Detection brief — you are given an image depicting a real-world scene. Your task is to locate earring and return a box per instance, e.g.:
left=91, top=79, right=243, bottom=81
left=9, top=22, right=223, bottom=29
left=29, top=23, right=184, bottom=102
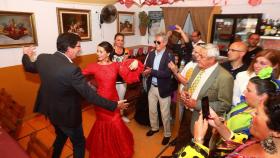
left=260, top=135, right=277, bottom=154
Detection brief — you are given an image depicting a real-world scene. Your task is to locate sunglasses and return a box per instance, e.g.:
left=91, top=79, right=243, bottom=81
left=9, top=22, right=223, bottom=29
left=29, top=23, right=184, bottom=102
left=154, top=40, right=161, bottom=45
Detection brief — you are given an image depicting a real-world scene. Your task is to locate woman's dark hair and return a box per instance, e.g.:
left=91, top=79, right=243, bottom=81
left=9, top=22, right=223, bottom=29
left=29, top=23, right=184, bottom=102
left=249, top=76, right=277, bottom=96
left=57, top=33, right=81, bottom=53
left=173, top=53, right=181, bottom=67
left=98, top=41, right=114, bottom=61
left=264, top=94, right=280, bottom=132
left=114, top=33, right=124, bottom=40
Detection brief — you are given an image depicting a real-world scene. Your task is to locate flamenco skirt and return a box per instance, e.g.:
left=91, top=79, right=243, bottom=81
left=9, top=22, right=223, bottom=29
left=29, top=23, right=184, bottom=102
left=86, top=107, right=134, bottom=158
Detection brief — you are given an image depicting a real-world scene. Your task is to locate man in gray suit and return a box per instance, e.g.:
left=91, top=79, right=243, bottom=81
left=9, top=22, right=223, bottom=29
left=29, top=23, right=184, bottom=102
left=172, top=43, right=233, bottom=155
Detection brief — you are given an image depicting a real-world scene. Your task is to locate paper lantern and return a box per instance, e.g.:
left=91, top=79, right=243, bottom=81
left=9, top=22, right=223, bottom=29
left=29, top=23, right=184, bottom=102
left=248, top=0, right=262, bottom=6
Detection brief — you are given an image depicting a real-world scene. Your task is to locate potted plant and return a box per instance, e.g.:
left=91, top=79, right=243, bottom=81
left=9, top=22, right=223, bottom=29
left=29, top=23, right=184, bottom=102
left=138, top=11, right=150, bottom=36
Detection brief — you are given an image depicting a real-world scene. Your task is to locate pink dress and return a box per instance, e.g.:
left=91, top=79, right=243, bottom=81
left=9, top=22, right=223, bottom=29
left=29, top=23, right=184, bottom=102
left=82, top=62, right=135, bottom=158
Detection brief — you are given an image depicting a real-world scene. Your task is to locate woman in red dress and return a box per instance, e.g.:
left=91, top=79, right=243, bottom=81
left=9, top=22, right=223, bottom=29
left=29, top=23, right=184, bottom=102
left=82, top=41, right=142, bottom=158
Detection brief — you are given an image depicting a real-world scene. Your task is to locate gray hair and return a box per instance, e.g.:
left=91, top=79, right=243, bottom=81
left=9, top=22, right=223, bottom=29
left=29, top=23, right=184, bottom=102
left=199, top=43, right=220, bottom=58
left=155, top=32, right=168, bottom=43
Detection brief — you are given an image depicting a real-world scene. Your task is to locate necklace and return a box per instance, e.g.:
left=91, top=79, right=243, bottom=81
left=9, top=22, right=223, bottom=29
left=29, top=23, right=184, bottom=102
left=260, top=136, right=277, bottom=155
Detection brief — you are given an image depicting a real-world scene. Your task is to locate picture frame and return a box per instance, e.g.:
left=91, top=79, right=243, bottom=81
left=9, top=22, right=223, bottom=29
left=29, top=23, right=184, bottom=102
left=117, top=11, right=135, bottom=35
left=0, top=11, right=37, bottom=49
left=57, top=8, right=91, bottom=41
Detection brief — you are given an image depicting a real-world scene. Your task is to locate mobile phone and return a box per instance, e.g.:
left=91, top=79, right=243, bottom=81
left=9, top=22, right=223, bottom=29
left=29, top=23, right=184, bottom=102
left=201, top=96, right=210, bottom=120
left=168, top=25, right=176, bottom=31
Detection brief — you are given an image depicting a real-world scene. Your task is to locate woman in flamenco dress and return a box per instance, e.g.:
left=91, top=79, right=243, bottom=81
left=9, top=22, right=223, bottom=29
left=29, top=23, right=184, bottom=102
left=82, top=41, right=143, bottom=158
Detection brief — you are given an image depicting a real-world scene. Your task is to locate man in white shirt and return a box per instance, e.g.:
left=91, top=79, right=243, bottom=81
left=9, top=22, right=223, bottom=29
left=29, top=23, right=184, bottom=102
left=191, top=30, right=205, bottom=47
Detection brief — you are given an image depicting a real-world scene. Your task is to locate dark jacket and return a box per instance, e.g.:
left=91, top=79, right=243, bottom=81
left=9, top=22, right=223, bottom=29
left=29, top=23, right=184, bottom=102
left=145, top=49, right=174, bottom=98
left=22, top=52, right=117, bottom=127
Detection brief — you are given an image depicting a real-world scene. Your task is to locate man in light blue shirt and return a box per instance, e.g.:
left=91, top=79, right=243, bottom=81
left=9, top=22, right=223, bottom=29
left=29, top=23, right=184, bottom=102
left=143, top=32, right=174, bottom=145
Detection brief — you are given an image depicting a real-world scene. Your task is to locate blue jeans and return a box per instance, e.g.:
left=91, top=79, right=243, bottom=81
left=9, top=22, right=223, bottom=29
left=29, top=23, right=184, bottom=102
left=52, top=124, right=85, bottom=158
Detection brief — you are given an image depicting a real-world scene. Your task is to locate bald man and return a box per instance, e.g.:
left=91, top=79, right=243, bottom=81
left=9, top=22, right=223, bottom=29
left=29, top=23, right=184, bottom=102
left=221, top=42, right=249, bottom=79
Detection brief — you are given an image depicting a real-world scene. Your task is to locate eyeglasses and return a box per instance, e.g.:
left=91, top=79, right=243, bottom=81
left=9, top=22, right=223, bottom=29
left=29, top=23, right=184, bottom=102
left=227, top=48, right=243, bottom=52
left=154, top=40, right=161, bottom=45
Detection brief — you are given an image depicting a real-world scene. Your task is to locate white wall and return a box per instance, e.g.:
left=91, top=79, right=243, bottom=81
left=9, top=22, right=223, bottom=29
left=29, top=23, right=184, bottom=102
left=136, top=0, right=280, bottom=47
left=0, top=0, right=142, bottom=68
left=0, top=0, right=279, bottom=68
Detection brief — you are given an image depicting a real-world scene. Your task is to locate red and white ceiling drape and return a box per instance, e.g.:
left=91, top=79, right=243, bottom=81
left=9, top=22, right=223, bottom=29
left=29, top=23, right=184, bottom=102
left=212, top=0, right=262, bottom=6
left=118, top=0, right=183, bottom=8
left=118, top=0, right=263, bottom=8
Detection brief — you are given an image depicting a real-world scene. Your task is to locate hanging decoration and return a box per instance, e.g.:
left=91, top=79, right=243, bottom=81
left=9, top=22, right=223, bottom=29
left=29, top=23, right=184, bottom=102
left=212, top=0, right=228, bottom=5
left=248, top=0, right=262, bottom=6
left=119, top=0, right=135, bottom=8
left=119, top=0, right=263, bottom=8
left=118, top=0, right=182, bottom=8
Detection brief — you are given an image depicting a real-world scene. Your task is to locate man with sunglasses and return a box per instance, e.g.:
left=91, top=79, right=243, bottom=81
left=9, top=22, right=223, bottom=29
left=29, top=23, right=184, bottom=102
left=143, top=32, right=175, bottom=145
left=221, top=41, right=249, bottom=79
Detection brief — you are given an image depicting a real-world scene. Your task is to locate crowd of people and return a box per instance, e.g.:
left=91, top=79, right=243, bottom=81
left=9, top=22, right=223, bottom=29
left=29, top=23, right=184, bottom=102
left=21, top=23, right=280, bottom=158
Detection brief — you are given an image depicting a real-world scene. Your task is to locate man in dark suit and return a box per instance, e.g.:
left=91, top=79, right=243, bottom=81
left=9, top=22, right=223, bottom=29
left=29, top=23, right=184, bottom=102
left=143, top=32, right=174, bottom=145
left=22, top=33, right=127, bottom=158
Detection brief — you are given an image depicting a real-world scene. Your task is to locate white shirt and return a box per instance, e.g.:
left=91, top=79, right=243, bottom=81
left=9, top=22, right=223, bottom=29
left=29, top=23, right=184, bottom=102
left=233, top=71, right=256, bottom=106
left=191, top=62, right=219, bottom=100
left=179, top=61, right=197, bottom=91
left=58, top=51, right=73, bottom=63
left=192, top=39, right=205, bottom=47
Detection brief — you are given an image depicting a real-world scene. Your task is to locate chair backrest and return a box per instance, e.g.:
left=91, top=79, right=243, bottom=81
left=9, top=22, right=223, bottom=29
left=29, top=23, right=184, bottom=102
left=27, top=132, right=53, bottom=158
left=0, top=88, right=25, bottom=138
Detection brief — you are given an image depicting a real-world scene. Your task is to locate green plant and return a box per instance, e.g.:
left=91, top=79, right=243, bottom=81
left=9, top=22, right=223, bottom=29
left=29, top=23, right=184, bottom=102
left=138, top=11, right=150, bottom=27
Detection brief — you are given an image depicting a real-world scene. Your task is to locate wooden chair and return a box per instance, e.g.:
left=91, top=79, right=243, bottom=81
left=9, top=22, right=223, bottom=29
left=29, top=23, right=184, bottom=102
left=124, top=82, right=142, bottom=117
left=26, top=132, right=53, bottom=158
left=0, top=88, right=25, bottom=138
left=0, top=88, right=13, bottom=109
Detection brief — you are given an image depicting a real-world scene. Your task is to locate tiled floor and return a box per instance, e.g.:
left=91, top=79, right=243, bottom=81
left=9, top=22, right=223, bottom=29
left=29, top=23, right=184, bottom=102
left=17, top=106, right=179, bottom=158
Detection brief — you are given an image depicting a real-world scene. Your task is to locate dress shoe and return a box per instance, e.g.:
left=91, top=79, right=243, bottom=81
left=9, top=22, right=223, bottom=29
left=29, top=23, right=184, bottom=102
left=169, top=138, right=177, bottom=146
left=146, top=130, right=159, bottom=136
left=162, top=136, right=171, bottom=145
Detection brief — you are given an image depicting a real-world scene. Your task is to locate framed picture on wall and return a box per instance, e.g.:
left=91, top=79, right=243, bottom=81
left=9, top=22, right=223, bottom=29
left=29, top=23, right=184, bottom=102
left=0, top=11, right=37, bottom=48
left=57, top=8, right=91, bottom=41
left=117, top=11, right=135, bottom=35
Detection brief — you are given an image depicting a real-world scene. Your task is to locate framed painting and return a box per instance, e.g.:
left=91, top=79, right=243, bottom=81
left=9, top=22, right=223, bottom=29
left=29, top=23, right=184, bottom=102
left=0, top=11, right=37, bottom=48
left=57, top=8, right=91, bottom=41
left=117, top=11, right=135, bottom=35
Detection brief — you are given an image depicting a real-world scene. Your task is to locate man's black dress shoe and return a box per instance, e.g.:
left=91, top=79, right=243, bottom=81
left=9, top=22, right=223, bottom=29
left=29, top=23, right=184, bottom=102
left=146, top=130, right=159, bottom=136
left=169, top=138, right=177, bottom=146
left=162, top=136, right=171, bottom=145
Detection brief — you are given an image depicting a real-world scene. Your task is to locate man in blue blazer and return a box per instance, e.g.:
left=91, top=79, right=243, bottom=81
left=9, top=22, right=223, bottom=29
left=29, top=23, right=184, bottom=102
left=143, top=32, right=174, bottom=145
left=22, top=33, right=127, bottom=158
